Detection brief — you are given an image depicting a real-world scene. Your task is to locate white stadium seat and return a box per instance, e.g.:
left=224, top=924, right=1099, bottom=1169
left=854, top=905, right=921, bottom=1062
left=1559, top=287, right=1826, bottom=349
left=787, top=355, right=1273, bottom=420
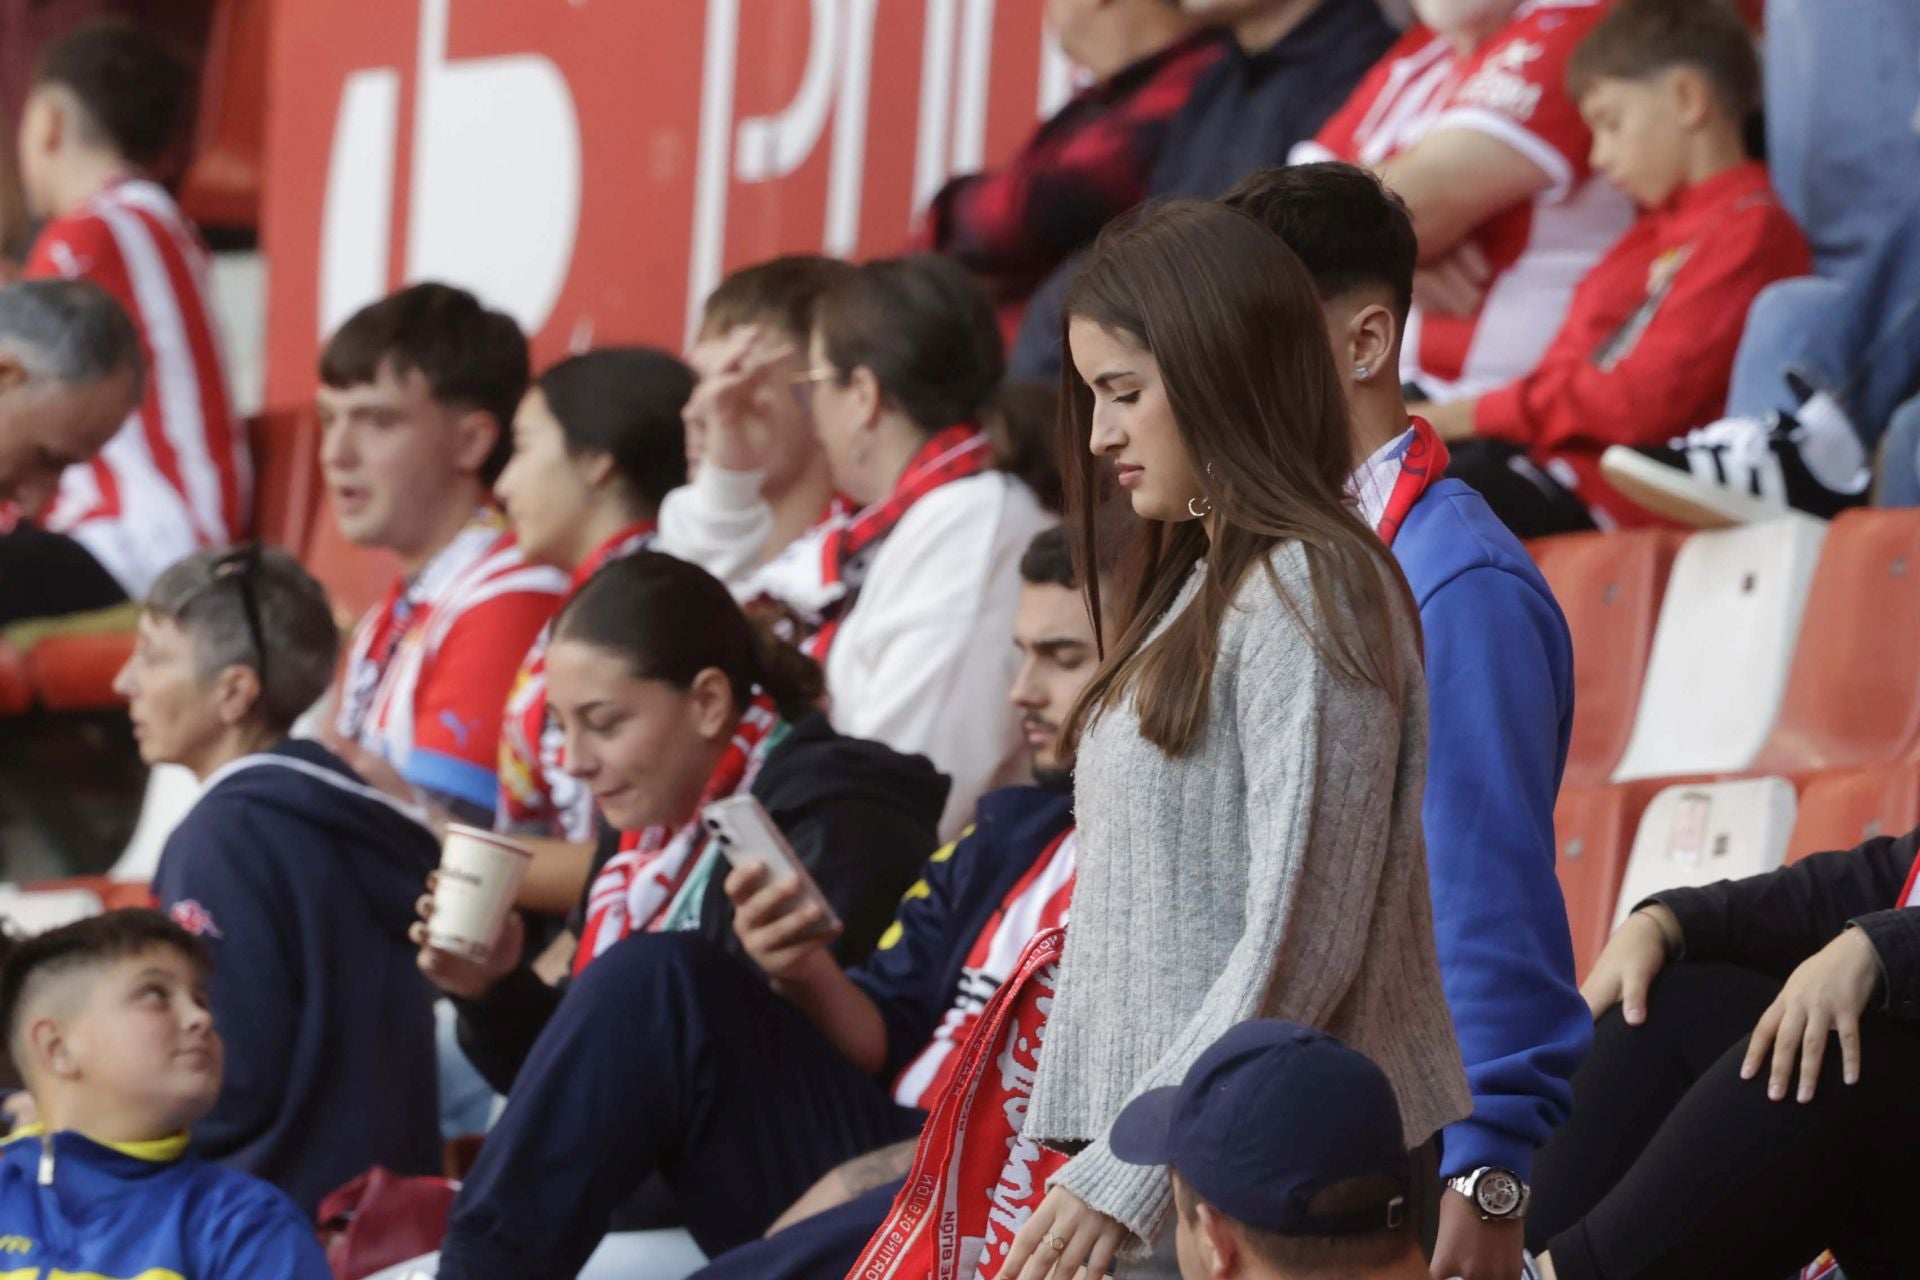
left=1612, top=517, right=1827, bottom=782
left=1611, top=776, right=1797, bottom=930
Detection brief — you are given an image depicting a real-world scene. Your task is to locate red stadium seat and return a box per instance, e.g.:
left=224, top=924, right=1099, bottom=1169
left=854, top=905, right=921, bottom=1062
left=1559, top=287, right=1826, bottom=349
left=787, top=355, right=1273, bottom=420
left=249, top=409, right=320, bottom=552
left=1553, top=781, right=1665, bottom=980
left=1786, top=763, right=1920, bottom=863
left=1749, top=508, right=1920, bottom=774
left=1528, top=530, right=1684, bottom=789
left=23, top=628, right=137, bottom=713
left=177, top=0, right=272, bottom=231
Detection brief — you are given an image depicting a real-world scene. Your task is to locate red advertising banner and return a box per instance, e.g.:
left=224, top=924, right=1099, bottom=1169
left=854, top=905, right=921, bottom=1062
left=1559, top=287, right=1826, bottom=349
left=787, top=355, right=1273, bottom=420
left=260, top=0, right=1065, bottom=410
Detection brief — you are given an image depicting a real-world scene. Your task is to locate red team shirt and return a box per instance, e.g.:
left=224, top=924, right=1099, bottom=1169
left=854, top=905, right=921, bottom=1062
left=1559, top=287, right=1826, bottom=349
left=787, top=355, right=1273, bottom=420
left=1474, top=162, right=1810, bottom=527
left=496, top=522, right=655, bottom=837
left=24, top=177, right=250, bottom=593
left=1296, top=0, right=1633, bottom=400
left=335, top=507, right=566, bottom=816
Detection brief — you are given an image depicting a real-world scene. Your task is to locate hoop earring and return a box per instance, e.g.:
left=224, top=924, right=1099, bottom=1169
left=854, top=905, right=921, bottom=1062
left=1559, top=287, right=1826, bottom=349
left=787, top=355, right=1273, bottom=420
left=1188, top=495, right=1213, bottom=519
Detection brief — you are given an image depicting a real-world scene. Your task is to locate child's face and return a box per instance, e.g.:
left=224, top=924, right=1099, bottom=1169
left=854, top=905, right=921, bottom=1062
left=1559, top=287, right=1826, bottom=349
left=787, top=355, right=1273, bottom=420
left=58, top=948, right=222, bottom=1132
left=1580, top=73, right=1691, bottom=208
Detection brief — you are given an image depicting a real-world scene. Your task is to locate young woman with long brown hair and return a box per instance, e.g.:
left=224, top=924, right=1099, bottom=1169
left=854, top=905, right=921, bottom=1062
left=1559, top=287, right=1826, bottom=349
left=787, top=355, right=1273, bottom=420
left=1003, top=200, right=1470, bottom=1279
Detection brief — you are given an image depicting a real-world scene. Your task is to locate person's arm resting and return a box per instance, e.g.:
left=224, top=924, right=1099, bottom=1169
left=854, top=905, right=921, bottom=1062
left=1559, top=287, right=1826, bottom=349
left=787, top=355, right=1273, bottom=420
left=1649, top=829, right=1920, bottom=979
left=1380, top=128, right=1554, bottom=262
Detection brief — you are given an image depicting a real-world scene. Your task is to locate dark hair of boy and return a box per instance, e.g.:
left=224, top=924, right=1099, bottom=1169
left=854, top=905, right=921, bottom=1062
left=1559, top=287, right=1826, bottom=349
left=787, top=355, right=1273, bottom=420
left=700, top=255, right=857, bottom=345
left=0, top=910, right=211, bottom=1076
left=1172, top=1172, right=1417, bottom=1277
left=1219, top=163, right=1417, bottom=324
left=1565, top=0, right=1762, bottom=120
left=319, top=282, right=529, bottom=484
left=34, top=20, right=194, bottom=168
left=1019, top=524, right=1078, bottom=591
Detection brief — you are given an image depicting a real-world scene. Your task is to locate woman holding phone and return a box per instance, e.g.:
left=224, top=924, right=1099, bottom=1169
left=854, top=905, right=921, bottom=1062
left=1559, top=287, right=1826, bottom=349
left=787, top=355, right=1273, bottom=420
left=412, top=550, right=945, bottom=1091
left=1002, top=201, right=1471, bottom=1278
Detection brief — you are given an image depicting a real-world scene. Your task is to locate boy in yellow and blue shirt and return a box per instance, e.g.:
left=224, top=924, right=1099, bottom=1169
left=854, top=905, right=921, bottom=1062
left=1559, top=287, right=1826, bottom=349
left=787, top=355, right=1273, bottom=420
left=0, top=910, right=328, bottom=1278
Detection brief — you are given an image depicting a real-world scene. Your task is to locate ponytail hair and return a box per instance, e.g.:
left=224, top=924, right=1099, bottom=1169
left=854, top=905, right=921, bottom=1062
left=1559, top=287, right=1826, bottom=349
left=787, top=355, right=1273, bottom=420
left=551, top=551, right=823, bottom=721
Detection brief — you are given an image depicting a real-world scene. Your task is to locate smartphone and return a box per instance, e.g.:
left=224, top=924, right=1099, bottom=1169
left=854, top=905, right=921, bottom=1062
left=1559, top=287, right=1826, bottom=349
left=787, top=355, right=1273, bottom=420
left=702, top=794, right=841, bottom=937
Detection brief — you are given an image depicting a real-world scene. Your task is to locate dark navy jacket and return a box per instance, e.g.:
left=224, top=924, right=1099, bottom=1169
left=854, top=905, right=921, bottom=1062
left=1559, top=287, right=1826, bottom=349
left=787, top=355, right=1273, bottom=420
left=152, top=739, right=442, bottom=1217
left=1394, top=478, right=1591, bottom=1180
left=0, top=1127, right=329, bottom=1278
left=849, top=784, right=1076, bottom=1086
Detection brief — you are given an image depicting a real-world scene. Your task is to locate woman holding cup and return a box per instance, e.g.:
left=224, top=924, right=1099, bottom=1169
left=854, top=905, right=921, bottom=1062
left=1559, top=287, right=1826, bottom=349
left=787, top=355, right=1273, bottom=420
left=412, top=550, right=947, bottom=1093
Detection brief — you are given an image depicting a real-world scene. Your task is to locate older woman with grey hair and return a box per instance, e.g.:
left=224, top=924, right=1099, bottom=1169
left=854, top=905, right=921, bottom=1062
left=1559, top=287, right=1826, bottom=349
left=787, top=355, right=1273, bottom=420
left=113, top=544, right=443, bottom=1216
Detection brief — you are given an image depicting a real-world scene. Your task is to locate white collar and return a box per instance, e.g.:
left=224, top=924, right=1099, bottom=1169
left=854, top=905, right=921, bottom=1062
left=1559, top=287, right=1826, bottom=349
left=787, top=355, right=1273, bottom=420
left=1348, top=428, right=1415, bottom=532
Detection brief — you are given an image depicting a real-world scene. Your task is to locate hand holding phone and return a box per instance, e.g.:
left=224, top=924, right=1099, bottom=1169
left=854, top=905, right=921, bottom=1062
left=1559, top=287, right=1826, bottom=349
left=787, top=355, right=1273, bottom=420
left=706, top=795, right=842, bottom=979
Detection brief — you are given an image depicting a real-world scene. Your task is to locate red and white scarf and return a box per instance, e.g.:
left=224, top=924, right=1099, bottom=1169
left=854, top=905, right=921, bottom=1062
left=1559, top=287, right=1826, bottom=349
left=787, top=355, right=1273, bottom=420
left=751, top=425, right=994, bottom=660
left=894, top=828, right=1077, bottom=1109
left=572, top=692, right=784, bottom=974
left=1353, top=416, right=1449, bottom=549
left=848, top=927, right=1069, bottom=1280
left=1899, top=853, right=1920, bottom=910
left=498, top=522, right=656, bottom=837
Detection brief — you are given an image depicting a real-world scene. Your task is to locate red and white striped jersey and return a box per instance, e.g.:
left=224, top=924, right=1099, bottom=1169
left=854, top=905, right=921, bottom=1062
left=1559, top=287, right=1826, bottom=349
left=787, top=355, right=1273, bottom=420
left=1296, top=0, right=1634, bottom=401
left=24, top=177, right=250, bottom=593
left=892, top=828, right=1077, bottom=1109
left=336, top=507, right=568, bottom=816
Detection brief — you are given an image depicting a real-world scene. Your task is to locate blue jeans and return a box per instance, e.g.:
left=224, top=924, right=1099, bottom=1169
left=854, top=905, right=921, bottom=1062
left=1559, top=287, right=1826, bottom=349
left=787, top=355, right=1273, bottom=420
left=1726, top=209, right=1920, bottom=447
left=1764, top=0, right=1920, bottom=275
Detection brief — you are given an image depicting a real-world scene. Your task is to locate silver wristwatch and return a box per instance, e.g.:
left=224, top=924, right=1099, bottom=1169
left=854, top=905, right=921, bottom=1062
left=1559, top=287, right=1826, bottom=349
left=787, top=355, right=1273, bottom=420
left=1447, top=1167, right=1530, bottom=1221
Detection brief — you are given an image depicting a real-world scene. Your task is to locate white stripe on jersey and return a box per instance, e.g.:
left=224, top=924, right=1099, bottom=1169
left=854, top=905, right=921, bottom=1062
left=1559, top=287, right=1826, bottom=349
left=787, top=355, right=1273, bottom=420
left=94, top=202, right=223, bottom=545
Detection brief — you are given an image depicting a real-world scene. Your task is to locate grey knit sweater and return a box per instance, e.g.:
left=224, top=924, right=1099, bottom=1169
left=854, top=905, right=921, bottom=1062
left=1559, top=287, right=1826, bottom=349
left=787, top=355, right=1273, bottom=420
left=1028, top=546, right=1472, bottom=1248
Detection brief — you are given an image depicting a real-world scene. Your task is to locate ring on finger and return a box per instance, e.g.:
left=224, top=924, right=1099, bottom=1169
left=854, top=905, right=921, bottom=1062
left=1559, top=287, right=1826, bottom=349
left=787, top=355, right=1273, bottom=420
left=1045, top=1234, right=1068, bottom=1252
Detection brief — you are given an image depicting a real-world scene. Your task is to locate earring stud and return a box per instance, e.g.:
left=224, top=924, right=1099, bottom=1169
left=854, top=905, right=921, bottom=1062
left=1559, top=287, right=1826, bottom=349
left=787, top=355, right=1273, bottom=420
left=1355, top=365, right=1371, bottom=380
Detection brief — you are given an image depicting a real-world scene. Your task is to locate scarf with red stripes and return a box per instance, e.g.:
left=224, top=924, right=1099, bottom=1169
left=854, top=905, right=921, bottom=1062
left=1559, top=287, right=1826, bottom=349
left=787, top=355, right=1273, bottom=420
left=1363, top=416, right=1449, bottom=548
left=573, top=692, right=785, bottom=974
left=752, top=425, right=994, bottom=660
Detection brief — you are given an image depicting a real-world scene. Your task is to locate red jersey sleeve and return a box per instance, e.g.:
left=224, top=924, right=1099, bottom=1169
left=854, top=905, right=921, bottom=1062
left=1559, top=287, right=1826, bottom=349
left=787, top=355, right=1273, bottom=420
left=404, top=589, right=562, bottom=813
left=23, top=211, right=138, bottom=306
left=1299, top=26, right=1437, bottom=164
left=1429, top=3, right=1609, bottom=202
left=1476, top=196, right=1811, bottom=452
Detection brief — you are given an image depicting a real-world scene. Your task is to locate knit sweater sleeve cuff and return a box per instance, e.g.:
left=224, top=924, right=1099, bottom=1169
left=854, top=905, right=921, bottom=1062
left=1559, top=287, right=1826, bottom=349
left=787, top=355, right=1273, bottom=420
left=690, top=462, right=769, bottom=512
left=1470, top=385, right=1529, bottom=446
left=1049, top=1137, right=1175, bottom=1248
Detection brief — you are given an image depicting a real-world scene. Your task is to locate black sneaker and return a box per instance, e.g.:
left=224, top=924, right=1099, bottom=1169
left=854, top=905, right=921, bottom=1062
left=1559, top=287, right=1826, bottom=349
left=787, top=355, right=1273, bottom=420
left=1601, top=405, right=1869, bottom=527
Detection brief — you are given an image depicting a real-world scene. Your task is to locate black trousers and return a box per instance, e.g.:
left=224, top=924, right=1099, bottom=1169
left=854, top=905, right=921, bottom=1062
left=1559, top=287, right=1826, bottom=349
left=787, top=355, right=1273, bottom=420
left=1529, top=961, right=1920, bottom=1279
left=435, top=933, right=922, bottom=1280
left=1445, top=440, right=1599, bottom=539
left=0, top=527, right=127, bottom=626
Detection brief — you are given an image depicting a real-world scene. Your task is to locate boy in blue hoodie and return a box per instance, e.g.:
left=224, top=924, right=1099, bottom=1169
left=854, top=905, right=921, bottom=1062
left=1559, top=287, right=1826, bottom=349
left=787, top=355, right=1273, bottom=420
left=0, top=909, right=330, bottom=1278
left=1225, top=163, right=1591, bottom=1280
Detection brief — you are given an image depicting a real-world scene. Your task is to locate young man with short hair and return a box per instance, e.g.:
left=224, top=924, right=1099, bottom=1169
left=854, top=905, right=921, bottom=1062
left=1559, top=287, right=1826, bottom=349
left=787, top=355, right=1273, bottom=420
left=318, top=282, right=568, bottom=825
left=434, top=526, right=1105, bottom=1280
left=0, top=277, right=141, bottom=518
left=117, top=546, right=443, bottom=1215
left=660, top=255, right=855, bottom=590
left=1398, top=0, right=1811, bottom=534
left=1110, top=1020, right=1431, bottom=1280
left=0, top=910, right=329, bottom=1278
left=1297, top=0, right=1633, bottom=404
left=1224, top=162, right=1588, bottom=1280
left=12, top=21, right=251, bottom=622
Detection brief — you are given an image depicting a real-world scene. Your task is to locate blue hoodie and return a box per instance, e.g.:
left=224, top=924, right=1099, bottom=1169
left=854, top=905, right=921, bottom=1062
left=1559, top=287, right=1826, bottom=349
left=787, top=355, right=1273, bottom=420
left=0, top=1126, right=329, bottom=1278
left=153, top=739, right=442, bottom=1216
left=1393, top=478, right=1592, bottom=1181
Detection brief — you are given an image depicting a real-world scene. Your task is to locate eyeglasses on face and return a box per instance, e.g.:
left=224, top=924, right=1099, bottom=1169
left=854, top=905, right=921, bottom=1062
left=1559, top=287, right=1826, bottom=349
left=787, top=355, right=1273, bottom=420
left=786, top=366, right=839, bottom=410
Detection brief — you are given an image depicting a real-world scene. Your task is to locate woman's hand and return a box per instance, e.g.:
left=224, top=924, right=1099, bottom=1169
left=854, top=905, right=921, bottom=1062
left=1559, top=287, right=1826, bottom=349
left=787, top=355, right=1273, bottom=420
left=1002, top=1185, right=1130, bottom=1280
left=682, top=324, right=796, bottom=475
left=726, top=858, right=841, bottom=985
left=1741, top=926, right=1883, bottom=1103
left=409, top=872, right=527, bottom=1000
left=1580, top=906, right=1678, bottom=1024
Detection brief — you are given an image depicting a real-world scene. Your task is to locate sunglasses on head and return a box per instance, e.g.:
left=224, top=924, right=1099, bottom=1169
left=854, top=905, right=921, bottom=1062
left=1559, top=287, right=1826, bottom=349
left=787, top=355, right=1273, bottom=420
left=208, top=543, right=267, bottom=687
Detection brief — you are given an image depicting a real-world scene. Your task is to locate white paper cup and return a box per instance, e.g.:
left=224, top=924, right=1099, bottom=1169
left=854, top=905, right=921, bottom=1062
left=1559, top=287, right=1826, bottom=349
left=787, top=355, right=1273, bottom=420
left=428, top=824, right=533, bottom=962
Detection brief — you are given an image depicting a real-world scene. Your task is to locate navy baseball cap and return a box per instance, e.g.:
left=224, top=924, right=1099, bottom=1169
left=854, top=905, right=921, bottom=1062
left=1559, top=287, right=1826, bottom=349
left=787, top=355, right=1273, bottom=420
left=1109, top=1020, right=1411, bottom=1238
